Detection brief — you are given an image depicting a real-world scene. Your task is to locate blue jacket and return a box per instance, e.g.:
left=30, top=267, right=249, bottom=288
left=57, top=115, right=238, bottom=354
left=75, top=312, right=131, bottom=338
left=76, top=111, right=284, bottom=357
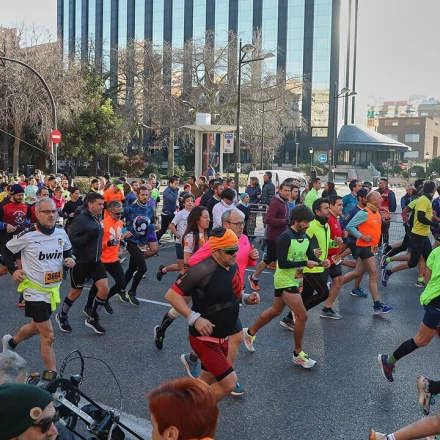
left=162, top=186, right=179, bottom=215
left=339, top=204, right=361, bottom=244
left=245, top=184, right=261, bottom=205
left=342, top=193, right=358, bottom=217
left=124, top=200, right=155, bottom=246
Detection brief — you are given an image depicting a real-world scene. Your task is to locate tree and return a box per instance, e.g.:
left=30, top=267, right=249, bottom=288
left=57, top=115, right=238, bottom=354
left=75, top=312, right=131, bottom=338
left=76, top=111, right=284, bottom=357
left=0, top=26, right=85, bottom=175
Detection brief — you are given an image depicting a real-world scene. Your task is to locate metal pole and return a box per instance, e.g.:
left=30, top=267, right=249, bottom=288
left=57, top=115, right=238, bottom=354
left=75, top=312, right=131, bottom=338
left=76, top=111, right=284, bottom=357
left=260, top=102, right=264, bottom=169
left=344, top=0, right=352, bottom=126
left=332, top=82, right=338, bottom=172
left=351, top=0, right=359, bottom=124
left=0, top=55, right=57, bottom=174
left=295, top=142, right=299, bottom=168
left=234, top=39, right=242, bottom=190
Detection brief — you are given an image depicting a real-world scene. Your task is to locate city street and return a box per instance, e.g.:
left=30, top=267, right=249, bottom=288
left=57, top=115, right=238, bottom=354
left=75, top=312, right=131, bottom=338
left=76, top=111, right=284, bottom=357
left=1, top=185, right=438, bottom=439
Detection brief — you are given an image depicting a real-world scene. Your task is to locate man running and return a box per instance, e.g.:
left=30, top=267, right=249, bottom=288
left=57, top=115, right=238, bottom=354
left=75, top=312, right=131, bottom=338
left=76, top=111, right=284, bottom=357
left=378, top=244, right=440, bottom=383
left=342, top=191, right=392, bottom=314
left=2, top=198, right=75, bottom=372
left=165, top=228, right=259, bottom=401
left=57, top=192, right=109, bottom=334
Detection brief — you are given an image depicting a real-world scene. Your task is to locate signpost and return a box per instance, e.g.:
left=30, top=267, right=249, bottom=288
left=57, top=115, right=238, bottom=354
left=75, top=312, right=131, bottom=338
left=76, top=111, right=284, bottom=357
left=318, top=153, right=327, bottom=163
left=50, top=130, right=62, bottom=144
left=224, top=133, right=234, bottom=153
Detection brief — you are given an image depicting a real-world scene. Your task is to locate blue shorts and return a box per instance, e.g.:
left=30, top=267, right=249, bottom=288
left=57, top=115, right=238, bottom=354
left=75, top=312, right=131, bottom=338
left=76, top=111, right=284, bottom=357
left=147, top=229, right=157, bottom=243
left=422, top=304, right=440, bottom=330
left=175, top=243, right=184, bottom=260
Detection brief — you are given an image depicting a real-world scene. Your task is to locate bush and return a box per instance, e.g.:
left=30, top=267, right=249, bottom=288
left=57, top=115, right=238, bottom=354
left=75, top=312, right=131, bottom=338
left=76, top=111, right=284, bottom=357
left=74, top=177, right=91, bottom=195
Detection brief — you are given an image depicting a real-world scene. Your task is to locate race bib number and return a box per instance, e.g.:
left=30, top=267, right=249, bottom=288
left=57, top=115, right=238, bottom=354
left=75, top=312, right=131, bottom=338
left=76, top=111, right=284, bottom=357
left=330, top=255, right=341, bottom=265
left=371, top=246, right=378, bottom=254
left=138, top=245, right=147, bottom=252
left=45, top=270, right=62, bottom=284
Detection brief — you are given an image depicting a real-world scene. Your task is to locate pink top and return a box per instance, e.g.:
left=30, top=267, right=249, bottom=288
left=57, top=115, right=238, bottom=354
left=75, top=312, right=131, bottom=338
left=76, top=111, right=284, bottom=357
left=188, top=233, right=257, bottom=281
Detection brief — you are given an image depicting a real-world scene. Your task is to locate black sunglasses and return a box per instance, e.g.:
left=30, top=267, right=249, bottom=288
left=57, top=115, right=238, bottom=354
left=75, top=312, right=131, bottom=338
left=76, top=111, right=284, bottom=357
left=32, top=414, right=58, bottom=433
left=221, top=247, right=239, bottom=255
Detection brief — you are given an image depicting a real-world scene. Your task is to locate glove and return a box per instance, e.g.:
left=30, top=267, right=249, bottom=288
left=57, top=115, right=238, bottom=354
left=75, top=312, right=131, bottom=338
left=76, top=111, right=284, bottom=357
left=107, top=239, right=119, bottom=247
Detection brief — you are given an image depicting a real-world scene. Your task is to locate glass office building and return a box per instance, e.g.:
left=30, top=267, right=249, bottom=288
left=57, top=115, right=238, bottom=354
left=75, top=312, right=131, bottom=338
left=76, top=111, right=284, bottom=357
left=57, top=0, right=341, bottom=161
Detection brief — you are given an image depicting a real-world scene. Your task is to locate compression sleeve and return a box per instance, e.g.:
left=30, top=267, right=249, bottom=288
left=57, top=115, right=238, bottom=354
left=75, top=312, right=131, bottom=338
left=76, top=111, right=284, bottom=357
left=346, top=210, right=369, bottom=239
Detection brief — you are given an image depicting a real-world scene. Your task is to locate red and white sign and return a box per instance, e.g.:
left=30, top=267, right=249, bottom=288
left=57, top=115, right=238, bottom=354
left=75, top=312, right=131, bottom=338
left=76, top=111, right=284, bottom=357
left=50, top=129, right=62, bottom=143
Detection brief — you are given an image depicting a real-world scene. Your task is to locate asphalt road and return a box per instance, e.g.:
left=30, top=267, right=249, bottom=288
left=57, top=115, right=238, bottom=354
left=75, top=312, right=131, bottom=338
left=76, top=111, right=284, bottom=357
left=1, top=185, right=438, bottom=440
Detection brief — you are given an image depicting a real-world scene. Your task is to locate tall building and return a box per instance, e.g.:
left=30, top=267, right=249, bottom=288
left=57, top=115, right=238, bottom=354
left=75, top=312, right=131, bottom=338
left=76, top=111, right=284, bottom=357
left=57, top=0, right=341, bottom=165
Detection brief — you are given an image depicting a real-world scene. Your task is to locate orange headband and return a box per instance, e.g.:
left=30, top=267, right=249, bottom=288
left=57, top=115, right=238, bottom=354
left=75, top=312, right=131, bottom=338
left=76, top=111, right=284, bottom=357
left=209, top=228, right=238, bottom=252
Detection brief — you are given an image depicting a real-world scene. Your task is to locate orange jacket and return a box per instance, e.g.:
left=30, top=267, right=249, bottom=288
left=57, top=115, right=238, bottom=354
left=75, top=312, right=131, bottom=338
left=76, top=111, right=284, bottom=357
left=356, top=207, right=382, bottom=247
left=101, top=215, right=124, bottom=263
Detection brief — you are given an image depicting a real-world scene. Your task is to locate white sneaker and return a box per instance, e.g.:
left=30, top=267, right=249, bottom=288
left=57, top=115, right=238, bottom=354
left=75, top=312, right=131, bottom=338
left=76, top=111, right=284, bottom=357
left=369, top=430, right=388, bottom=440
left=2, top=334, right=13, bottom=352
left=292, top=351, right=316, bottom=369
left=243, top=328, right=256, bottom=352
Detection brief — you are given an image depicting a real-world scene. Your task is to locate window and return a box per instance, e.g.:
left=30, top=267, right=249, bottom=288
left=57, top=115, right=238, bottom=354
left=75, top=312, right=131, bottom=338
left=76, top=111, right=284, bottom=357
left=385, top=120, right=399, bottom=127
left=421, top=112, right=429, bottom=116
left=405, top=119, right=421, bottom=126
left=405, top=134, right=420, bottom=143
left=384, top=134, right=398, bottom=141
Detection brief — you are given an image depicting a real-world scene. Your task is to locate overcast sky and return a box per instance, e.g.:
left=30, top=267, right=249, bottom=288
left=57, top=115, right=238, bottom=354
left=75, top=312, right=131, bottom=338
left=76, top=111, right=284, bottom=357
left=1, top=0, right=439, bottom=112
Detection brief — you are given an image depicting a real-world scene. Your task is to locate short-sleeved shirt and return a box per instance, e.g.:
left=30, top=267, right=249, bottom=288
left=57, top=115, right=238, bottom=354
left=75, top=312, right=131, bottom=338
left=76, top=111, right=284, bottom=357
left=420, top=246, right=440, bottom=306
left=171, top=210, right=190, bottom=243
left=6, top=226, right=72, bottom=303
left=412, top=195, right=433, bottom=236
left=101, top=216, right=123, bottom=263
left=183, top=232, right=206, bottom=254
left=171, top=257, right=242, bottom=338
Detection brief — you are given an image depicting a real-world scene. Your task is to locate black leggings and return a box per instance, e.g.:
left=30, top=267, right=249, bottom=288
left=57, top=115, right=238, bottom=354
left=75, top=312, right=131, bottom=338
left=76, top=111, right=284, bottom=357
left=301, top=272, right=329, bottom=311
left=408, top=232, right=432, bottom=268
left=125, top=241, right=147, bottom=294
left=388, top=232, right=411, bottom=258
left=88, top=261, right=126, bottom=305
left=156, top=214, right=175, bottom=240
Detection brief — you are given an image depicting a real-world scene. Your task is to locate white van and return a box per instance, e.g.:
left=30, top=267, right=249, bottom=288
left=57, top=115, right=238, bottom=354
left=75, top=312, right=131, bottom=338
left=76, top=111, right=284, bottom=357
left=247, top=170, right=307, bottom=188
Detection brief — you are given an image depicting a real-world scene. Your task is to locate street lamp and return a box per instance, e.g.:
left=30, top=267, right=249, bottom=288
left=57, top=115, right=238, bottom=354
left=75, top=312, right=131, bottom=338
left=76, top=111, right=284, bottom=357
left=235, top=40, right=275, bottom=189
left=309, top=147, right=314, bottom=177
left=425, top=152, right=430, bottom=178
left=330, top=83, right=357, bottom=181
left=295, top=142, right=299, bottom=168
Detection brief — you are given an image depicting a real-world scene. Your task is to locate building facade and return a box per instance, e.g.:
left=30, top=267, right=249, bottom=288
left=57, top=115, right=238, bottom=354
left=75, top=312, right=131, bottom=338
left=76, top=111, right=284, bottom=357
left=57, top=0, right=341, bottom=166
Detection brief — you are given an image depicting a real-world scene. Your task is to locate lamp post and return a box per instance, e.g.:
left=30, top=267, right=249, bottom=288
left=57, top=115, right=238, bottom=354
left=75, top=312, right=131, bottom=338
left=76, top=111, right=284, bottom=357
left=309, top=147, right=314, bottom=178
left=425, top=152, right=430, bottom=178
left=295, top=142, right=299, bottom=168
left=330, top=83, right=357, bottom=181
left=235, top=40, right=274, bottom=190
left=260, top=102, right=265, bottom=169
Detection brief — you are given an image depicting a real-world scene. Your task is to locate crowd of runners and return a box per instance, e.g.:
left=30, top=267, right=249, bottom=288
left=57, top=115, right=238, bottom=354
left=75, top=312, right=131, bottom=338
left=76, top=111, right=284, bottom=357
left=0, top=168, right=440, bottom=439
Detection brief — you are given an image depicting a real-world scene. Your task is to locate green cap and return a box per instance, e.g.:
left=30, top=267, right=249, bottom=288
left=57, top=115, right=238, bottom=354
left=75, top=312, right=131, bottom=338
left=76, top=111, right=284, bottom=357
left=0, top=383, right=53, bottom=440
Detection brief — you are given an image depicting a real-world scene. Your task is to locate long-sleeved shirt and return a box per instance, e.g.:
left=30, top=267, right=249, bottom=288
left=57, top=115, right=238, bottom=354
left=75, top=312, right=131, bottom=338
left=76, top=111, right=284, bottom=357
left=260, top=180, right=275, bottom=205
left=212, top=200, right=239, bottom=229
left=304, top=187, right=319, bottom=209
left=161, top=186, right=178, bottom=215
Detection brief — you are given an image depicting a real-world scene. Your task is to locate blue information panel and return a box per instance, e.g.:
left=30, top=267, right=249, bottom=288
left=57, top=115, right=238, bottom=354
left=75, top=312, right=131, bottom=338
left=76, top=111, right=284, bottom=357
left=318, top=154, right=327, bottom=163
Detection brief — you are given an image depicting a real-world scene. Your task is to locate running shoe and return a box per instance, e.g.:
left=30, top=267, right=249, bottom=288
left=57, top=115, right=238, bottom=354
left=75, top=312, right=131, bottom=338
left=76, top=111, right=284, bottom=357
left=279, top=317, right=295, bottom=331
left=231, top=382, right=247, bottom=396
left=2, top=334, right=13, bottom=352
left=56, top=313, right=72, bottom=333
left=128, top=292, right=140, bottom=306
left=158, top=241, right=165, bottom=248
left=415, top=280, right=426, bottom=288
left=320, top=308, right=342, bottom=320
left=381, top=269, right=391, bottom=287
left=292, top=351, right=316, bottom=369
left=373, top=303, right=393, bottom=314
left=18, top=298, right=25, bottom=307
left=380, top=255, right=388, bottom=270
left=103, top=301, right=114, bottom=315
left=377, top=354, right=395, bottom=382
left=418, top=375, right=436, bottom=416
left=180, top=354, right=200, bottom=379
left=83, top=307, right=93, bottom=318
left=119, top=257, right=127, bottom=264
left=369, top=430, right=388, bottom=440
left=243, top=328, right=256, bottom=352
left=154, top=325, right=165, bottom=350
left=351, top=287, right=368, bottom=298
left=118, top=291, right=129, bottom=303
left=267, top=261, right=277, bottom=270
left=156, top=265, right=166, bottom=281
left=85, top=317, right=106, bottom=335
left=248, top=274, right=260, bottom=291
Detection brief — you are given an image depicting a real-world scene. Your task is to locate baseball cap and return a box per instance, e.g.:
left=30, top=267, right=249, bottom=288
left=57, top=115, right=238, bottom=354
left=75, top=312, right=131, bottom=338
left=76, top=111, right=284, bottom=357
left=113, top=179, right=124, bottom=191
left=0, top=383, right=54, bottom=440
left=10, top=184, right=25, bottom=195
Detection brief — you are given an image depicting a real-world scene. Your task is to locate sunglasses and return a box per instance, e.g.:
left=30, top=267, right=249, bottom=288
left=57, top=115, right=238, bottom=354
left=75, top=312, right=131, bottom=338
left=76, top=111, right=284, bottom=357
left=221, top=247, right=239, bottom=255
left=110, top=211, right=123, bottom=216
left=32, top=414, right=58, bottom=433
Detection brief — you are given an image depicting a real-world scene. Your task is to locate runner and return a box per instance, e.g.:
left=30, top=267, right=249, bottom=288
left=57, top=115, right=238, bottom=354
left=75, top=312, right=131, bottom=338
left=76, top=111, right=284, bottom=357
left=119, top=185, right=155, bottom=305
left=164, top=228, right=259, bottom=401
left=57, top=192, right=109, bottom=335
left=2, top=198, right=74, bottom=372
left=243, top=205, right=320, bottom=367
left=342, top=191, right=392, bottom=314
left=378, top=245, right=440, bottom=382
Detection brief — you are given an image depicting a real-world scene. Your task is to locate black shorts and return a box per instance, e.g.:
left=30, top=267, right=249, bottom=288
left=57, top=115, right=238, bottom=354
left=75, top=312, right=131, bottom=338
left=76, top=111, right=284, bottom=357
left=263, top=240, right=277, bottom=265
left=25, top=301, right=51, bottom=323
left=70, top=261, right=107, bottom=289
left=274, top=286, right=301, bottom=297
left=347, top=242, right=358, bottom=259
left=356, top=246, right=374, bottom=260
left=231, top=318, right=243, bottom=335
left=175, top=243, right=184, bottom=260
left=328, top=264, right=343, bottom=279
